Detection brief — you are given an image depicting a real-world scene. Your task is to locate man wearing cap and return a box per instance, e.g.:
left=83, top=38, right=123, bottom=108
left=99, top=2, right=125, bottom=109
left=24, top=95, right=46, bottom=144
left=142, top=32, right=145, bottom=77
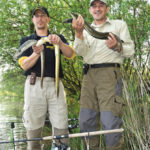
left=18, top=6, right=75, bottom=150
left=72, top=0, right=134, bottom=150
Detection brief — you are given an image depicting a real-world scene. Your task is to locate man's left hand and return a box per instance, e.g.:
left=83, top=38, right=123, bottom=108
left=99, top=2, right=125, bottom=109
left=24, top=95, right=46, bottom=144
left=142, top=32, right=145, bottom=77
left=106, top=33, right=118, bottom=50
left=48, top=34, right=62, bottom=46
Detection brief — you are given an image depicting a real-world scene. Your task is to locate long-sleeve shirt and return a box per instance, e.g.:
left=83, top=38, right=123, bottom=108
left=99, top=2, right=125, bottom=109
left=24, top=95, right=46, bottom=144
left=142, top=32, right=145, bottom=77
left=74, top=18, right=135, bottom=64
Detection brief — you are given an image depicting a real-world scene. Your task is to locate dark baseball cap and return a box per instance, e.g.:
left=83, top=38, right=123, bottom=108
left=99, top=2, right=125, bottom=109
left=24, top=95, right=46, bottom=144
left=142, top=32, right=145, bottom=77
left=32, top=6, right=49, bottom=17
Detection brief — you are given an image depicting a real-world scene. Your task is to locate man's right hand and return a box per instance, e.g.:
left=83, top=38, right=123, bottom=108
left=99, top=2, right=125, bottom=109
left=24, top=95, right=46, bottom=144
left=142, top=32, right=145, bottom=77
left=32, top=45, right=44, bottom=56
left=72, top=15, right=84, bottom=40
left=21, top=45, right=44, bottom=71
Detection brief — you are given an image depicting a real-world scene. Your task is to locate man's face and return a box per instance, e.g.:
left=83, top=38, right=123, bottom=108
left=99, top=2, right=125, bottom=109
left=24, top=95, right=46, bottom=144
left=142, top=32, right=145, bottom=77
left=89, top=0, right=109, bottom=22
left=32, top=10, right=50, bottom=30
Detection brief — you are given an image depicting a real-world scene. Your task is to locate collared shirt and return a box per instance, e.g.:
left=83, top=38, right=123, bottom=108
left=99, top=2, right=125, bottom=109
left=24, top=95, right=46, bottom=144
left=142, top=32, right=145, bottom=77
left=18, top=31, right=68, bottom=77
left=74, top=18, right=135, bottom=64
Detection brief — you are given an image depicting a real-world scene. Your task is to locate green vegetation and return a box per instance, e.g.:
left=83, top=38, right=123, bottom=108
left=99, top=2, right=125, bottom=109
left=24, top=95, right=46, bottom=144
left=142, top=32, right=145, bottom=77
left=0, top=0, right=149, bottom=149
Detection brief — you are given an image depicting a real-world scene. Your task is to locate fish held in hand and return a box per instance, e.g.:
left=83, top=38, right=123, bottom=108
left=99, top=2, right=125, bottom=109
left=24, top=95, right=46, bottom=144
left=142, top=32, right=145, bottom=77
left=63, top=12, right=124, bottom=49
left=14, top=40, right=37, bottom=59
left=54, top=44, right=60, bottom=97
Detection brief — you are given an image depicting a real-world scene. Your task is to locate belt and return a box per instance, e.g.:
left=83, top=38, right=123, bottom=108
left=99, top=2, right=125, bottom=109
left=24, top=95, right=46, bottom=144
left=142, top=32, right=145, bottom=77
left=27, top=75, right=55, bottom=80
left=83, top=63, right=120, bottom=75
left=88, top=63, right=120, bottom=68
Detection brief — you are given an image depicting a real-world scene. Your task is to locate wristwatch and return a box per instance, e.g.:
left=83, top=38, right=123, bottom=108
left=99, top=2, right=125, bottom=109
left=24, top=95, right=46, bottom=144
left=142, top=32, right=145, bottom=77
left=113, top=47, right=118, bottom=51
left=113, top=43, right=121, bottom=53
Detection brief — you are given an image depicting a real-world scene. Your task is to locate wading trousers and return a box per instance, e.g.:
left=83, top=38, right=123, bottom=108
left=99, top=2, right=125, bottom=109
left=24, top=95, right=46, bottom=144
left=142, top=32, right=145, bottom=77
left=23, top=77, right=69, bottom=150
left=79, top=66, right=125, bottom=150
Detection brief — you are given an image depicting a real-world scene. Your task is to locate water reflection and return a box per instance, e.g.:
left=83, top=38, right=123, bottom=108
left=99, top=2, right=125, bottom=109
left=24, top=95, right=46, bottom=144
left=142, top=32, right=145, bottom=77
left=0, top=101, right=26, bottom=150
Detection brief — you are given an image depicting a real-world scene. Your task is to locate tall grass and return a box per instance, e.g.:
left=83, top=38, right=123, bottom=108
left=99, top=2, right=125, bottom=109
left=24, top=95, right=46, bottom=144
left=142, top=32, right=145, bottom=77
left=0, top=61, right=149, bottom=150
left=60, top=59, right=150, bottom=150
left=122, top=62, right=150, bottom=150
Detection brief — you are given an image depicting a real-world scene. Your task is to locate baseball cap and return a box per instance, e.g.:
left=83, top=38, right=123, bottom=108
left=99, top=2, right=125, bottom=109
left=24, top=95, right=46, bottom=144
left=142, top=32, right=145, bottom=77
left=90, top=0, right=107, bottom=6
left=32, top=6, right=49, bottom=17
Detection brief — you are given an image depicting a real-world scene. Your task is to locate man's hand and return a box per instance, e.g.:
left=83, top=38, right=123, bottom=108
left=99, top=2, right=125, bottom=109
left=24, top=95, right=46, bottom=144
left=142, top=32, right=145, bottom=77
left=106, top=33, right=121, bottom=52
left=32, top=45, right=44, bottom=55
left=48, top=34, right=63, bottom=46
left=72, top=15, right=84, bottom=40
left=106, top=33, right=117, bottom=49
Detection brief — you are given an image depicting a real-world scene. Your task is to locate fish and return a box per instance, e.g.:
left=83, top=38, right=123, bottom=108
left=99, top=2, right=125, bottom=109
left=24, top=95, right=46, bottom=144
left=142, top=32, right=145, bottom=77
left=36, top=37, right=50, bottom=46
left=40, top=50, right=45, bottom=88
left=14, top=37, right=50, bottom=59
left=13, top=40, right=37, bottom=59
left=36, top=37, right=50, bottom=88
left=14, top=37, right=49, bottom=88
left=63, top=12, right=124, bottom=49
left=37, top=37, right=60, bottom=96
left=37, top=38, right=60, bottom=96
left=54, top=44, right=60, bottom=97
left=14, top=37, right=60, bottom=95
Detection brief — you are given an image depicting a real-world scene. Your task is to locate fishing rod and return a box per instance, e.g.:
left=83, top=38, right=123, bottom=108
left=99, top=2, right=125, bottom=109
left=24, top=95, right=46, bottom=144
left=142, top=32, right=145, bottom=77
left=0, top=128, right=124, bottom=144
left=0, top=118, right=78, bottom=124
left=0, top=118, right=79, bottom=149
left=10, top=122, right=15, bottom=150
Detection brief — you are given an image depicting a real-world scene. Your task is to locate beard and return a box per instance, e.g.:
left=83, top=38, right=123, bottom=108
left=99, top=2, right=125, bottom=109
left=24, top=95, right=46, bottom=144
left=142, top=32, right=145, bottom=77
left=93, top=10, right=107, bottom=22
left=37, top=26, right=45, bottom=30
left=95, top=17, right=104, bottom=21
left=37, top=22, right=46, bottom=30
left=94, top=14, right=107, bottom=22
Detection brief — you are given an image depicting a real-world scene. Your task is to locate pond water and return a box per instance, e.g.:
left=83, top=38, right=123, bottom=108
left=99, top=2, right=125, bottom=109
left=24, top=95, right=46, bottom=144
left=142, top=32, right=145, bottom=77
left=0, top=100, right=80, bottom=150
left=0, top=101, right=26, bottom=150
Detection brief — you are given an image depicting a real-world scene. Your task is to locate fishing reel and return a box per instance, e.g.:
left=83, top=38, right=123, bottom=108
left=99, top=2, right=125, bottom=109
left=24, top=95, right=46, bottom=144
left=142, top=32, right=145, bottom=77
left=51, top=143, right=70, bottom=150
left=68, top=118, right=79, bottom=133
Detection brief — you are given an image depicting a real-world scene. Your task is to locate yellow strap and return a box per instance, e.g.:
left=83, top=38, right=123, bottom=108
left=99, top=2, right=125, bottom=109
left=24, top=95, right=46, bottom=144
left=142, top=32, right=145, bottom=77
left=18, top=56, right=28, bottom=68
left=64, top=46, right=76, bottom=60
left=64, top=51, right=76, bottom=60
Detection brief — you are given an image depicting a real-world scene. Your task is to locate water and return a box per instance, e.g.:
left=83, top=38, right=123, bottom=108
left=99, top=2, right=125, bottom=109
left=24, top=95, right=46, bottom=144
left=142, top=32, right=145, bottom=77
left=0, top=101, right=26, bottom=150
left=0, top=101, right=79, bottom=150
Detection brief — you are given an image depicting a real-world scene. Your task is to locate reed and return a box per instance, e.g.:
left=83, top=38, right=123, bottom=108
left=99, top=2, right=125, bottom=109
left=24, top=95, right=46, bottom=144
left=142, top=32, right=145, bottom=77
left=122, top=63, right=150, bottom=150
